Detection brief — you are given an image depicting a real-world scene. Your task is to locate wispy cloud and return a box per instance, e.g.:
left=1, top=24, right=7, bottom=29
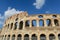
left=0, top=7, right=24, bottom=28
left=33, top=0, right=45, bottom=9
left=4, top=7, right=24, bottom=19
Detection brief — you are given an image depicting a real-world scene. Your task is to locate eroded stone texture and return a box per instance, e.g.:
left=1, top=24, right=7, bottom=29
left=0, top=12, right=60, bottom=40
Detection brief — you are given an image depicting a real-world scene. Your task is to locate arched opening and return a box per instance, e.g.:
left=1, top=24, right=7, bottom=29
left=58, top=34, right=60, bottom=40
left=24, top=34, right=29, bottom=40
left=49, top=34, right=55, bottom=40
left=25, top=20, right=30, bottom=27
left=8, top=24, right=9, bottom=28
left=53, top=15, right=57, bottom=18
left=12, top=35, right=15, bottom=40
left=15, top=18, right=18, bottom=21
left=14, top=22, right=18, bottom=30
left=19, top=21, right=23, bottom=29
left=32, top=20, right=37, bottom=27
left=32, top=34, right=37, bottom=40
left=4, top=35, right=6, bottom=40
left=38, top=15, right=43, bottom=18
left=46, top=19, right=51, bottom=26
left=39, top=19, right=44, bottom=26
left=40, top=34, right=46, bottom=40
left=54, top=19, right=59, bottom=26
left=10, top=23, right=13, bottom=29
left=17, top=34, right=22, bottom=40
left=7, top=35, right=10, bottom=40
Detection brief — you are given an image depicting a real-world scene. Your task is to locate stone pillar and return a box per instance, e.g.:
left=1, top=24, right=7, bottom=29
left=37, top=35, right=40, bottom=40
left=3, top=35, right=5, bottom=40
left=15, top=35, right=17, bottom=40
left=46, top=35, right=49, bottom=40
left=22, top=35, right=24, bottom=40
left=23, top=21, right=25, bottom=29
left=44, top=19, right=47, bottom=27
left=10, top=35, right=12, bottom=40
left=55, top=34, right=58, bottom=40
left=51, top=19, right=55, bottom=27
left=30, top=20, right=32, bottom=27
left=29, top=35, right=31, bottom=40
left=37, top=20, right=39, bottom=27
left=9, top=24, right=11, bottom=30
left=17, top=22, right=19, bottom=30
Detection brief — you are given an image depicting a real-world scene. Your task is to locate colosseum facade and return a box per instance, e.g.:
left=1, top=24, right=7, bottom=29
left=0, top=12, right=60, bottom=40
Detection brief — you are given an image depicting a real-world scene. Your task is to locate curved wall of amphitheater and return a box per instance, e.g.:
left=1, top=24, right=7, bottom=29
left=0, top=12, right=60, bottom=40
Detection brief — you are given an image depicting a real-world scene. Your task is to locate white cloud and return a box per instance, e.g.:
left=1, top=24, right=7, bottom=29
left=33, top=0, right=45, bottom=9
left=0, top=7, right=25, bottom=28
left=4, top=7, right=24, bottom=19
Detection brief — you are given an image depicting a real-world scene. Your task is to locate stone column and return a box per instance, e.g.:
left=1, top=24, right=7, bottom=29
left=30, top=20, right=32, bottom=27
left=37, top=35, right=40, bottom=40
left=29, top=35, right=31, bottom=40
left=17, top=22, right=19, bottom=30
left=15, top=35, right=17, bottom=40
left=10, top=35, right=12, bottom=40
left=55, top=34, right=58, bottom=40
left=22, top=35, right=24, bottom=40
left=37, top=20, right=39, bottom=27
left=23, top=21, right=25, bottom=29
left=46, top=34, right=49, bottom=40
left=9, top=23, right=11, bottom=30
left=44, top=19, right=47, bottom=27
left=51, top=19, right=55, bottom=27
left=3, top=35, right=5, bottom=40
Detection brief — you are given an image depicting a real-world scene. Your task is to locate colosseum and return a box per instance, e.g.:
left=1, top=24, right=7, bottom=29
left=0, top=12, right=60, bottom=40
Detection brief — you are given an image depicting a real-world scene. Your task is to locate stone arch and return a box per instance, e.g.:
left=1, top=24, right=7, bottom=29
left=32, top=20, right=37, bottom=27
left=15, top=18, right=18, bottom=21
left=40, top=34, right=46, bottom=40
left=19, top=21, right=23, bottom=29
left=38, top=15, right=43, bottom=18
left=53, top=15, right=57, bottom=18
left=49, top=34, right=55, bottom=40
left=10, top=23, right=13, bottom=29
left=25, top=20, right=30, bottom=27
left=46, top=19, right=51, bottom=26
left=17, top=34, right=22, bottom=40
left=32, top=34, right=37, bottom=40
left=39, top=19, right=44, bottom=26
left=24, top=34, right=29, bottom=40
left=14, top=22, right=18, bottom=30
left=58, top=34, right=60, bottom=40
left=7, top=35, right=10, bottom=40
left=12, top=34, right=15, bottom=40
left=54, top=19, right=59, bottom=26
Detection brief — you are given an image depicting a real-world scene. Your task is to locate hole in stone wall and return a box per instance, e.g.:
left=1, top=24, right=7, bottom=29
left=32, top=20, right=37, bottom=27
left=25, top=20, right=30, bottom=27
left=39, top=19, right=44, bottom=26
left=46, top=19, right=51, bottom=26
left=54, top=19, right=59, bottom=26
left=38, top=15, right=43, bottom=18
left=19, top=21, right=23, bottom=29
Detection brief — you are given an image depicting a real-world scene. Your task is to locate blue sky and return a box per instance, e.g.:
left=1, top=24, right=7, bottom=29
left=0, top=0, right=60, bottom=28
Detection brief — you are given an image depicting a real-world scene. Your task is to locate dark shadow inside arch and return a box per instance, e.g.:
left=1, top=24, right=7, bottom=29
left=24, top=34, right=29, bottom=40
left=12, top=35, right=15, bottom=40
left=17, top=34, right=22, bottom=40
left=58, top=34, right=60, bottom=40
left=14, top=22, right=18, bottom=30
left=46, top=19, right=51, bottom=26
left=32, top=34, right=37, bottom=40
left=40, top=34, right=46, bottom=40
left=11, top=23, right=13, bottom=29
left=19, top=21, right=23, bottom=29
left=49, top=34, right=55, bottom=40
left=7, top=35, right=10, bottom=40
left=25, top=20, right=30, bottom=27
left=54, top=19, right=59, bottom=26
